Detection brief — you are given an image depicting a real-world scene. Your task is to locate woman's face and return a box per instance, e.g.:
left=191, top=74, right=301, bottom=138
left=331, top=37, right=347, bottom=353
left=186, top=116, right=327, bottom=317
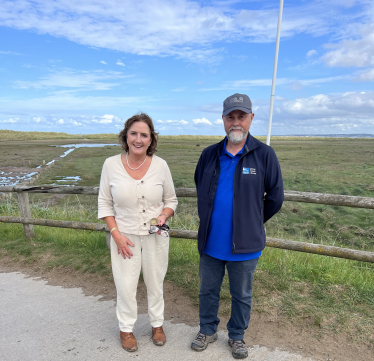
left=126, top=121, right=152, bottom=157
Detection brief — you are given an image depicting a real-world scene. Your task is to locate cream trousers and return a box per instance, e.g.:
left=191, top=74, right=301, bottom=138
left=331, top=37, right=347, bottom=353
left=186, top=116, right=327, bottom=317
left=110, top=232, right=169, bottom=332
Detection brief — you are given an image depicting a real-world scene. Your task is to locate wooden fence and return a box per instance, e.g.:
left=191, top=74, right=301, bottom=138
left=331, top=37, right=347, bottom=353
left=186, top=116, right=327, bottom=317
left=1, top=185, right=373, bottom=263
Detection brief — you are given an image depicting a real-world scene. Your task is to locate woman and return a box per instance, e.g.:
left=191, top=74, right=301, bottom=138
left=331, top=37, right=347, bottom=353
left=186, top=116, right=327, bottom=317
left=98, top=113, right=178, bottom=352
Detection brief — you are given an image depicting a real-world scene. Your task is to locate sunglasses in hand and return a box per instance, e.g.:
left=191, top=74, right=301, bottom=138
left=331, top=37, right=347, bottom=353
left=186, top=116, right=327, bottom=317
left=149, top=223, right=170, bottom=237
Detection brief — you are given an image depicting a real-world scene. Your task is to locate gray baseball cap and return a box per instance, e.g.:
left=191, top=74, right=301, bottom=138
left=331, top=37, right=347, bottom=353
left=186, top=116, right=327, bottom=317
left=222, top=93, right=252, bottom=116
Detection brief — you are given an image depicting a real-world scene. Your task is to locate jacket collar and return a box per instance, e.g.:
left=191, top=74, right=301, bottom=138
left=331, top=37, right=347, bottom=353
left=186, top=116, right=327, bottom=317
left=216, top=133, right=259, bottom=157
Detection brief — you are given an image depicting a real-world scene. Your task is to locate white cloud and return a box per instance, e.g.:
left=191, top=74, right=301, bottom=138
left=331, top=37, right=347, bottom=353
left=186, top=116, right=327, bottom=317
left=275, top=91, right=374, bottom=133
left=321, top=24, right=374, bottom=67
left=192, top=117, right=212, bottom=125
left=282, top=92, right=374, bottom=117
left=92, top=114, right=119, bottom=124
left=57, top=119, right=64, bottom=124
left=72, top=120, right=82, bottom=126
left=100, top=60, right=107, bottom=64
left=200, top=75, right=350, bottom=91
left=306, top=49, right=317, bottom=58
left=0, top=1, right=362, bottom=64
left=158, top=119, right=188, bottom=125
left=244, top=91, right=374, bottom=134
left=0, top=118, right=18, bottom=123
left=116, top=61, right=125, bottom=66
left=214, top=119, right=223, bottom=124
left=171, top=87, right=186, bottom=92
left=0, top=50, right=22, bottom=55
left=14, top=69, right=134, bottom=91
left=354, top=68, right=374, bottom=82
left=200, top=79, right=283, bottom=90
left=0, top=94, right=143, bottom=113
left=33, top=116, right=41, bottom=123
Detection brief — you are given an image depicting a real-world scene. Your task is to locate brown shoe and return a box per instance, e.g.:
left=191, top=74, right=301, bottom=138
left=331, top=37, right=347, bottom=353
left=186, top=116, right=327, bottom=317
left=120, top=331, right=138, bottom=352
left=152, top=326, right=166, bottom=346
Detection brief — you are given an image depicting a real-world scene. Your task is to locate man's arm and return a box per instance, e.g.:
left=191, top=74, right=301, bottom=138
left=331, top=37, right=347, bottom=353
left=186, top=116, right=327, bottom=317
left=194, top=153, right=203, bottom=188
left=263, top=148, right=284, bottom=223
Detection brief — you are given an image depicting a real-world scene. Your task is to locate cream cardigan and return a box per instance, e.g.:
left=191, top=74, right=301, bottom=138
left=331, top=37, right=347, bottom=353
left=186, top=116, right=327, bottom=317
left=98, top=154, right=178, bottom=236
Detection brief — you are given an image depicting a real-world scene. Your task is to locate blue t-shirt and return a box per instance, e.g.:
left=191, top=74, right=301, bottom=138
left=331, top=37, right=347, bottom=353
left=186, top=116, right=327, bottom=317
left=203, top=138, right=262, bottom=261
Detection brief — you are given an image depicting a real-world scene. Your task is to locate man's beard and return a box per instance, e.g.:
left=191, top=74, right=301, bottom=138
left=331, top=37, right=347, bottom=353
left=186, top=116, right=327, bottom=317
left=227, top=126, right=248, bottom=144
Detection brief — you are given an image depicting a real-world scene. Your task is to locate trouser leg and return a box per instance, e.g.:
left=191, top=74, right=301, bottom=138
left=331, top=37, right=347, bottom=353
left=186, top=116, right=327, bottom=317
left=141, top=233, right=169, bottom=328
left=110, top=233, right=141, bottom=332
left=226, top=257, right=259, bottom=340
left=199, top=253, right=226, bottom=335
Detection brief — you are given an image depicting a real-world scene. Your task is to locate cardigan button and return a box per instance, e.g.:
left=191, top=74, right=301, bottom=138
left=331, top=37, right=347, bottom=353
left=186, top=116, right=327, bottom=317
left=144, top=223, right=146, bottom=226
left=142, top=196, right=144, bottom=198
left=141, top=180, right=144, bottom=183
left=143, top=210, right=145, bottom=212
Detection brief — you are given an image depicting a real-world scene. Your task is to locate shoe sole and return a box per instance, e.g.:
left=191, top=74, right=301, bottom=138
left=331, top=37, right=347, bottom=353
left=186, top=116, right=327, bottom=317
left=231, top=353, right=248, bottom=359
left=153, top=340, right=166, bottom=346
left=228, top=340, right=248, bottom=359
left=122, top=346, right=138, bottom=352
left=191, top=333, right=218, bottom=351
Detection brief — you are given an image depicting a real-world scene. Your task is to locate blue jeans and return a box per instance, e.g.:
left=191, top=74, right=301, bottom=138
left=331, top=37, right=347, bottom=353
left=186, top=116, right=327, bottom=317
left=199, top=253, right=259, bottom=340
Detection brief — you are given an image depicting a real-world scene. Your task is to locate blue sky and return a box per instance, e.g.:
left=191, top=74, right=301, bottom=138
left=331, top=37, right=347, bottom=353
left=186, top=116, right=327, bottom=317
left=0, top=0, right=373, bottom=136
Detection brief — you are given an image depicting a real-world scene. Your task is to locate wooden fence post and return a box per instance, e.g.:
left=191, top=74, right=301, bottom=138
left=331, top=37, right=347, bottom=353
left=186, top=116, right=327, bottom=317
left=16, top=192, right=35, bottom=239
left=105, top=231, right=111, bottom=249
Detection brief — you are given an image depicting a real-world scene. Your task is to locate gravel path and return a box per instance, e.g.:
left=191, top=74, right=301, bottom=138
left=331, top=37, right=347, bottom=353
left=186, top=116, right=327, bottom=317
left=0, top=271, right=317, bottom=361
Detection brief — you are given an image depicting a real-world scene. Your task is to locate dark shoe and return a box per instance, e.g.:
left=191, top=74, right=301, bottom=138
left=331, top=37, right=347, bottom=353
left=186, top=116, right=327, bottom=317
left=228, top=339, right=248, bottom=359
left=191, top=331, right=218, bottom=351
left=152, top=326, right=166, bottom=346
left=120, top=331, right=138, bottom=352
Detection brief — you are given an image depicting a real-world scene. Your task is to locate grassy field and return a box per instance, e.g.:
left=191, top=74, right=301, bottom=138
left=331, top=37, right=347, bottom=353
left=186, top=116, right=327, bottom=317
left=0, top=129, right=118, bottom=141
left=0, top=131, right=373, bottom=345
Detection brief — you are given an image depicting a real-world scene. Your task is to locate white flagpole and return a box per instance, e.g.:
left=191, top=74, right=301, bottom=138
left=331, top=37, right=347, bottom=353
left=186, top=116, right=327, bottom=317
left=266, top=0, right=284, bottom=146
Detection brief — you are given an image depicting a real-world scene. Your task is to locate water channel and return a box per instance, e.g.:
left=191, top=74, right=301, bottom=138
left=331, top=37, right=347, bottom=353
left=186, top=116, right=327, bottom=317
left=1, top=143, right=119, bottom=187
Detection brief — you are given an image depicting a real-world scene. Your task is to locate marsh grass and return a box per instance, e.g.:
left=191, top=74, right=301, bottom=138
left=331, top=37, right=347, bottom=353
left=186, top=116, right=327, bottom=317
left=1, top=134, right=374, bottom=344
left=0, top=129, right=118, bottom=141
left=1, top=196, right=373, bottom=344
left=167, top=236, right=374, bottom=343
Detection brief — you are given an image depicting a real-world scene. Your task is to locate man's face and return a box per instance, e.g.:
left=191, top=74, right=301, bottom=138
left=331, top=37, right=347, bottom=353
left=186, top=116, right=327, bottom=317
left=223, top=110, right=254, bottom=144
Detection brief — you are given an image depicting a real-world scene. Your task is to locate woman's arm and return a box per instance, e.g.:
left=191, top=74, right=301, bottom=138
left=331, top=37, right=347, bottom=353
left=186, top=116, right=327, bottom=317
left=156, top=207, right=174, bottom=226
left=98, top=160, right=135, bottom=259
left=158, top=162, right=178, bottom=226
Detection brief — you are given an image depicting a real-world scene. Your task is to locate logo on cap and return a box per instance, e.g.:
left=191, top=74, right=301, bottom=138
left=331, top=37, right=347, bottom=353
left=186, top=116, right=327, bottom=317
left=230, top=97, right=244, bottom=103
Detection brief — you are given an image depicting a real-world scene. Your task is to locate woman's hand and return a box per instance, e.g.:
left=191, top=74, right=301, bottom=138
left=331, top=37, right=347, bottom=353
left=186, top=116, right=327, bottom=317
left=156, top=214, right=167, bottom=226
left=155, top=215, right=168, bottom=235
left=112, top=231, right=135, bottom=259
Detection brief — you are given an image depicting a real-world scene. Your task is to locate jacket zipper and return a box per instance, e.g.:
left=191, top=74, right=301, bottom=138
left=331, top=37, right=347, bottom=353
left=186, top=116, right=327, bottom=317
left=201, top=164, right=219, bottom=254
left=231, top=144, right=251, bottom=254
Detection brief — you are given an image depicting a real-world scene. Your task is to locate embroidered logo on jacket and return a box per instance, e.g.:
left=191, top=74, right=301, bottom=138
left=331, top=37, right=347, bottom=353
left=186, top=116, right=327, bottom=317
left=243, top=167, right=256, bottom=175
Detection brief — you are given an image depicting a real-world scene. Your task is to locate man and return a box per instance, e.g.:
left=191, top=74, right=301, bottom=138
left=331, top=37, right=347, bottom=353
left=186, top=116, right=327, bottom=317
left=191, top=93, right=284, bottom=359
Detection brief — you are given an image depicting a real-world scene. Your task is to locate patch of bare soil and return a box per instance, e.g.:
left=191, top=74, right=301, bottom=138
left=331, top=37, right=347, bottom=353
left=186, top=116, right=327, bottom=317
left=1, top=257, right=372, bottom=361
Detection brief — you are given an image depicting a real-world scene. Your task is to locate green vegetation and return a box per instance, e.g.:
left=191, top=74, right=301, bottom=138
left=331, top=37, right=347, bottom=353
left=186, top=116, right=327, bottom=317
left=0, top=129, right=117, bottom=141
left=0, top=143, right=70, bottom=168
left=1, top=197, right=373, bottom=344
left=168, top=238, right=374, bottom=343
left=0, top=200, right=110, bottom=274
left=0, top=133, right=373, bottom=345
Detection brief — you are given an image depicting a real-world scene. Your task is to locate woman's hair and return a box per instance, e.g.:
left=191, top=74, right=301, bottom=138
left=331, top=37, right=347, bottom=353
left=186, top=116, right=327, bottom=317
left=119, top=113, right=158, bottom=156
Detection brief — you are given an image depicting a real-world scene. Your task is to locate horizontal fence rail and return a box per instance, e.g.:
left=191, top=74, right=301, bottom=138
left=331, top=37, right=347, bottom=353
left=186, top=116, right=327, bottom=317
left=1, top=216, right=373, bottom=263
left=1, top=185, right=373, bottom=263
left=1, top=185, right=374, bottom=209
